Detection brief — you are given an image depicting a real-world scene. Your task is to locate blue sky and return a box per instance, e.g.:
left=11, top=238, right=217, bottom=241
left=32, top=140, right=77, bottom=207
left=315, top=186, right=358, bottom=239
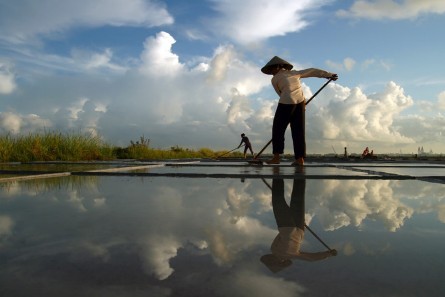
left=1, top=0, right=445, bottom=154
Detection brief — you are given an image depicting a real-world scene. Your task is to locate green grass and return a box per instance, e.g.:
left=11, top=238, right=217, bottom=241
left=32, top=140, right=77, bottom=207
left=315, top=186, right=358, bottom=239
left=114, top=143, right=243, bottom=160
left=0, top=132, right=114, bottom=162
left=0, top=132, right=243, bottom=162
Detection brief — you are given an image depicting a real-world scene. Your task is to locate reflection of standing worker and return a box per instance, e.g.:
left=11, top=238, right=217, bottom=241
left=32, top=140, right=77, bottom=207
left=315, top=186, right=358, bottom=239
left=238, top=133, right=254, bottom=158
left=261, top=178, right=337, bottom=273
left=261, top=56, right=338, bottom=166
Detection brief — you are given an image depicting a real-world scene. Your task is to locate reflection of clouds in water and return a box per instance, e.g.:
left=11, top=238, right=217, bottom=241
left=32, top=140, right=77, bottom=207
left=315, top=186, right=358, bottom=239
left=0, top=182, right=20, bottom=196
left=395, top=181, right=445, bottom=223
left=238, top=179, right=273, bottom=214
left=308, top=180, right=414, bottom=232
left=206, top=208, right=275, bottom=267
left=362, top=242, right=392, bottom=256
left=133, top=180, right=276, bottom=279
left=207, top=229, right=233, bottom=265
left=0, top=178, right=288, bottom=295
left=342, top=242, right=356, bottom=256
left=75, top=241, right=110, bottom=262
left=0, top=215, right=14, bottom=246
left=214, top=270, right=306, bottom=297
left=97, top=179, right=275, bottom=280
left=227, top=186, right=254, bottom=223
left=1, top=181, right=39, bottom=197
left=256, top=190, right=273, bottom=213
left=140, top=235, right=181, bottom=280
left=438, top=205, right=445, bottom=223
left=134, top=185, right=184, bottom=279
left=2, top=176, right=444, bottom=292
left=67, top=190, right=88, bottom=212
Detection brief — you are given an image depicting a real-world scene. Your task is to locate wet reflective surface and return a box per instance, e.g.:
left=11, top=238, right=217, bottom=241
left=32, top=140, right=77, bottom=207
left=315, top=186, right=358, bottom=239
left=1, top=162, right=445, bottom=296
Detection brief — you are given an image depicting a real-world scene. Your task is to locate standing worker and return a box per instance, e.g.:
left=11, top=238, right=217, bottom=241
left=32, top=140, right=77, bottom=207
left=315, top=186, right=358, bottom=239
left=238, top=133, right=254, bottom=158
left=261, top=56, right=338, bottom=166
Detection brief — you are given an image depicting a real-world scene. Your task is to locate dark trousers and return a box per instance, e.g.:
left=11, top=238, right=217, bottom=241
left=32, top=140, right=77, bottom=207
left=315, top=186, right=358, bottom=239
left=243, top=144, right=253, bottom=155
left=272, top=179, right=306, bottom=230
left=271, top=102, right=306, bottom=158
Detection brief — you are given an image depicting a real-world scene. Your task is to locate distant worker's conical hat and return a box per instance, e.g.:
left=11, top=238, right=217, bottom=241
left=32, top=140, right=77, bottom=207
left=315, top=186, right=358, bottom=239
left=261, top=56, right=293, bottom=74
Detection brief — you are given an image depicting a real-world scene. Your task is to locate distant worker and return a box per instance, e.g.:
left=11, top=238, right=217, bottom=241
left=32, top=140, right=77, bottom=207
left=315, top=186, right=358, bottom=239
left=261, top=56, right=338, bottom=166
left=238, top=133, right=254, bottom=158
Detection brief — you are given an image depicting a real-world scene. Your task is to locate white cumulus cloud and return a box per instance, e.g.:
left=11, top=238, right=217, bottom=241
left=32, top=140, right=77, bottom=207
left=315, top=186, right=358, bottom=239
left=208, top=0, right=332, bottom=44
left=337, top=0, right=445, bottom=20
left=0, top=215, right=14, bottom=238
left=438, top=91, right=445, bottom=110
left=71, top=48, right=128, bottom=73
left=0, top=112, right=52, bottom=134
left=0, top=29, right=440, bottom=153
left=139, top=31, right=184, bottom=77
left=309, top=81, right=415, bottom=146
left=0, top=62, right=17, bottom=94
left=326, top=57, right=356, bottom=72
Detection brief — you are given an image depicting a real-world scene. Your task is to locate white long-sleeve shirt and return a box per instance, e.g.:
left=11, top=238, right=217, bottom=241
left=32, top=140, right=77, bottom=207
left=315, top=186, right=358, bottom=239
left=271, top=68, right=334, bottom=104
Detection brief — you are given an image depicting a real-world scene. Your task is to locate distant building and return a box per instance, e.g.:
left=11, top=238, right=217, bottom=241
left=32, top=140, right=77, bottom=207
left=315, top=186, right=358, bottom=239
left=417, top=146, right=433, bottom=155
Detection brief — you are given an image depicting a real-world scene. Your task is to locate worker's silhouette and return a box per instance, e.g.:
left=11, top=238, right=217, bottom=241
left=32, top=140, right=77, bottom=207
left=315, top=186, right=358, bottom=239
left=261, top=178, right=337, bottom=273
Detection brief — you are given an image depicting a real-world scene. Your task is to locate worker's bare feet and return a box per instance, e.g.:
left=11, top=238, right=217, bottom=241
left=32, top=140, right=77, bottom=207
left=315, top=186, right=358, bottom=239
left=266, top=157, right=280, bottom=164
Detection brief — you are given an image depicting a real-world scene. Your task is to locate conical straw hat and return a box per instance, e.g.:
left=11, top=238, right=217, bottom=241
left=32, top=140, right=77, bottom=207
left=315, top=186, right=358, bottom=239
left=261, top=56, right=293, bottom=74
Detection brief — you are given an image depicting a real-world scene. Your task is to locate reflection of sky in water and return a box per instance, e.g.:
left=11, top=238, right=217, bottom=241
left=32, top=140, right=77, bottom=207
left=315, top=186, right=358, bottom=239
left=0, top=163, right=121, bottom=172
left=1, top=175, right=444, bottom=296
left=139, top=165, right=375, bottom=176
left=353, top=166, right=445, bottom=176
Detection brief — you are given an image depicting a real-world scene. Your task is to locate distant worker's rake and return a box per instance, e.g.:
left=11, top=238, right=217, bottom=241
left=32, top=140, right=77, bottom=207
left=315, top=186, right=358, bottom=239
left=215, top=144, right=244, bottom=159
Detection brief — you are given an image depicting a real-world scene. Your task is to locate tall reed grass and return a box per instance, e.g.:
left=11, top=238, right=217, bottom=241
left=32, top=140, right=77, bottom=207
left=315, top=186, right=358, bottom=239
left=0, top=132, right=242, bottom=162
left=115, top=143, right=242, bottom=160
left=0, top=132, right=114, bottom=162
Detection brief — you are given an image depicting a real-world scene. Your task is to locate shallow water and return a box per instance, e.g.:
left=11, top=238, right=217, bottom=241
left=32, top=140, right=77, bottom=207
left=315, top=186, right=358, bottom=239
left=0, top=162, right=444, bottom=296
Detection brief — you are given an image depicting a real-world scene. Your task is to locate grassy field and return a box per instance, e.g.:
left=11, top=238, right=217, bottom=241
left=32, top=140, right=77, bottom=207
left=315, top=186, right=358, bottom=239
left=3, top=132, right=444, bottom=163
left=0, top=132, right=243, bottom=162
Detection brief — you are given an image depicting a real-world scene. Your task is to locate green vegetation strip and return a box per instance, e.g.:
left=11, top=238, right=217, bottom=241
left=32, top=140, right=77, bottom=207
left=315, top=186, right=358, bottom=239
left=0, top=132, right=243, bottom=162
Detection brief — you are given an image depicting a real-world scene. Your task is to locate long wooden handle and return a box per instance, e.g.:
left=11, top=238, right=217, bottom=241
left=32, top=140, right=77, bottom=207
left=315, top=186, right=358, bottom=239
left=304, top=224, right=333, bottom=251
left=254, top=139, right=272, bottom=159
left=305, top=78, right=333, bottom=105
